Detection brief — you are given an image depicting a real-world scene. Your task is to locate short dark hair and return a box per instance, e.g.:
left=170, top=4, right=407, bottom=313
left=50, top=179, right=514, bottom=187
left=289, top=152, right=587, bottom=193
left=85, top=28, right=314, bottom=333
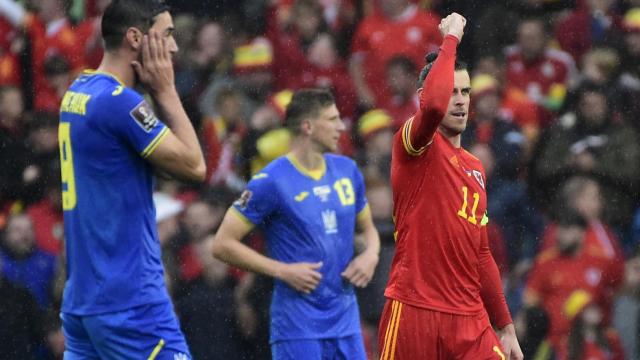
left=417, top=51, right=467, bottom=88
left=284, top=89, right=335, bottom=134
left=101, top=0, right=170, bottom=51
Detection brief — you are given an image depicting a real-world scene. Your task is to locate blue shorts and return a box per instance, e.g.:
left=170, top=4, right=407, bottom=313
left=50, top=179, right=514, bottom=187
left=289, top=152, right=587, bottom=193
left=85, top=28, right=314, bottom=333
left=271, top=334, right=366, bottom=360
left=62, top=301, right=191, bottom=360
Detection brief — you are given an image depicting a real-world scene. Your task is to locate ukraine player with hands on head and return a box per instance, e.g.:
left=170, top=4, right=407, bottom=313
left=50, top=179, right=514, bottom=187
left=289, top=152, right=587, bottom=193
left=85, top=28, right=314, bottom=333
left=58, top=0, right=204, bottom=359
left=379, top=13, right=524, bottom=360
left=212, top=88, right=381, bottom=360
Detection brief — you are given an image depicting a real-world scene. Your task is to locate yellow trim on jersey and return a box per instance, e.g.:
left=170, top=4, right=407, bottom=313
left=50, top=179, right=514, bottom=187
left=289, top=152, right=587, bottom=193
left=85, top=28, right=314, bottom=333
left=229, top=207, right=256, bottom=228
left=141, top=127, right=169, bottom=158
left=147, top=339, right=165, bottom=360
left=286, top=154, right=326, bottom=181
left=401, top=118, right=429, bottom=156
left=380, top=300, right=403, bottom=360
left=356, top=204, right=371, bottom=222
left=82, top=69, right=126, bottom=86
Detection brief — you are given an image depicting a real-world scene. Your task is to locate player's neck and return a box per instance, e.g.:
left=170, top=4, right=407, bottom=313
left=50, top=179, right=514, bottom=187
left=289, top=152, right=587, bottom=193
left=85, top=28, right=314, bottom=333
left=97, top=52, right=136, bottom=88
left=288, top=145, right=324, bottom=172
left=438, top=128, right=462, bottom=148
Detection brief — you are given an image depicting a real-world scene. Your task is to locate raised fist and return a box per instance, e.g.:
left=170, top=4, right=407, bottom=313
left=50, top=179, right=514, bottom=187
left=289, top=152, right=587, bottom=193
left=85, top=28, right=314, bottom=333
left=438, top=12, right=467, bottom=41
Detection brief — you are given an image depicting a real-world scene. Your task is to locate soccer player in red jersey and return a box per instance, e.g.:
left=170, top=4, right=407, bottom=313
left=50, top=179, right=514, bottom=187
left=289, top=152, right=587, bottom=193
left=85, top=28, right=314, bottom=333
left=378, top=13, right=523, bottom=360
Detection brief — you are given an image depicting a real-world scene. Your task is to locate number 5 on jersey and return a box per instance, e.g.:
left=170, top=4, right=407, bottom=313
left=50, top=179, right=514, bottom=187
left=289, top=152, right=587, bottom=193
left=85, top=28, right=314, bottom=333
left=59, top=123, right=77, bottom=210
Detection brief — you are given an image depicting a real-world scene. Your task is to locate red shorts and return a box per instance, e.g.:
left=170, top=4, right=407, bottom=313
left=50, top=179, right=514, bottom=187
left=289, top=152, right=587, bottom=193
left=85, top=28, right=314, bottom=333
left=378, top=299, right=506, bottom=360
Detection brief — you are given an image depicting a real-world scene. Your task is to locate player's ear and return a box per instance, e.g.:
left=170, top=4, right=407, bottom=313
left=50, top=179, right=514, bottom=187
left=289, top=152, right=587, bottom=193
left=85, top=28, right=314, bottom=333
left=300, top=118, right=313, bottom=136
left=125, top=27, right=143, bottom=50
left=417, top=88, right=423, bottom=97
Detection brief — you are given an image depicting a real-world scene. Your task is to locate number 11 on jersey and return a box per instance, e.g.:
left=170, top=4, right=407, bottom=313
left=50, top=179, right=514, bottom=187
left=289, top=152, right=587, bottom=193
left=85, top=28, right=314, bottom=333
left=59, top=122, right=77, bottom=210
left=457, top=186, right=479, bottom=225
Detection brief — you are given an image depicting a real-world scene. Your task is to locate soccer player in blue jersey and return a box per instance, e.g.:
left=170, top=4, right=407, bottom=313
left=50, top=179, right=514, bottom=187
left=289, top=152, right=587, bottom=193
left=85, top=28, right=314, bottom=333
left=212, top=89, right=381, bottom=359
left=58, top=0, right=205, bottom=359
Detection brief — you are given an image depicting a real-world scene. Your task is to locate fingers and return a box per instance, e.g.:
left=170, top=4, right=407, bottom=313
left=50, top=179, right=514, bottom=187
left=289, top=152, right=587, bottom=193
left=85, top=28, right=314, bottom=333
left=341, top=264, right=372, bottom=288
left=148, top=30, right=160, bottom=64
left=131, top=61, right=143, bottom=77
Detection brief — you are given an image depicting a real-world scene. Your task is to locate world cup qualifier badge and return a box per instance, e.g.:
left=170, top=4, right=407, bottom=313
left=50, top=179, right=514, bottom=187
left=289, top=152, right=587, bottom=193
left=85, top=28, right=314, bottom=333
left=130, top=100, right=158, bottom=132
left=234, top=190, right=253, bottom=210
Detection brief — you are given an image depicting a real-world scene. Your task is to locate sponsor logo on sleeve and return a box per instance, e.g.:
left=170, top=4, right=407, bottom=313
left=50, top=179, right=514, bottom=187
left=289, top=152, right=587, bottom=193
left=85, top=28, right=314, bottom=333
left=130, top=101, right=158, bottom=132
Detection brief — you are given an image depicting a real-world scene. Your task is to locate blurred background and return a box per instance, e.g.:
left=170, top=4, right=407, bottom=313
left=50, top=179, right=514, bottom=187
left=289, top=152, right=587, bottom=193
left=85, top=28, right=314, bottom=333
left=1, top=0, right=640, bottom=358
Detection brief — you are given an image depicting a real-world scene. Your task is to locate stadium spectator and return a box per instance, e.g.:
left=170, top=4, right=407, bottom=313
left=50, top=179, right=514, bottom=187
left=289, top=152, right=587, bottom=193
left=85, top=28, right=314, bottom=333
left=176, top=237, right=246, bottom=359
left=514, top=305, right=555, bottom=359
left=505, top=17, right=577, bottom=126
left=0, top=213, right=57, bottom=309
left=558, top=290, right=625, bottom=360
left=617, top=8, right=640, bottom=132
left=350, top=0, right=441, bottom=108
left=0, top=254, right=43, bottom=359
left=613, top=251, right=640, bottom=359
left=382, top=56, right=418, bottom=130
left=524, top=210, right=623, bottom=350
left=555, top=0, right=624, bottom=64
left=531, top=82, right=640, bottom=226
left=355, top=109, right=393, bottom=181
left=539, top=176, right=626, bottom=263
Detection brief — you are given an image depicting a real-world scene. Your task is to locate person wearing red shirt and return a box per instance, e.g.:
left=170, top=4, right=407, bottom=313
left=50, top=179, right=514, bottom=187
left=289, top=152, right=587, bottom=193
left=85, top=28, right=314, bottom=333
left=378, top=13, right=522, bottom=360
left=350, top=0, right=440, bottom=108
left=505, top=18, right=576, bottom=127
left=524, top=211, right=623, bottom=351
left=382, top=55, right=419, bottom=131
left=557, top=290, right=625, bottom=360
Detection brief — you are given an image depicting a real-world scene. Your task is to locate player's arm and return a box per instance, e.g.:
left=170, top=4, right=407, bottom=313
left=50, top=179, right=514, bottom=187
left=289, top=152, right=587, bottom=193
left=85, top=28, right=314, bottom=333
left=478, top=227, right=524, bottom=360
left=211, top=209, right=323, bottom=294
left=405, top=13, right=465, bottom=153
left=342, top=205, right=380, bottom=288
left=133, top=30, right=205, bottom=183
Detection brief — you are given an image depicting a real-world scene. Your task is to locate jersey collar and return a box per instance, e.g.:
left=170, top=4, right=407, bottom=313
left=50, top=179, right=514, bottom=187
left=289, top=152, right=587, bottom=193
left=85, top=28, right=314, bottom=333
left=82, top=69, right=125, bottom=87
left=286, top=154, right=326, bottom=181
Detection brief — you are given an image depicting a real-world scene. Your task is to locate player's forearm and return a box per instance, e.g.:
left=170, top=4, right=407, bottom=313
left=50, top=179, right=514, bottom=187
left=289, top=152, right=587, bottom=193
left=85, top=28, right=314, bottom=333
left=410, top=35, right=459, bottom=148
left=212, top=235, right=283, bottom=279
left=360, top=223, right=381, bottom=258
left=154, top=90, right=205, bottom=174
left=479, top=249, right=513, bottom=328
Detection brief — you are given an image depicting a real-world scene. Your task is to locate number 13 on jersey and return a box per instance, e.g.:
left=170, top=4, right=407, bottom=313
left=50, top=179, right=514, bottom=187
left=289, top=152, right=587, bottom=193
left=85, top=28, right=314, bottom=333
left=59, top=122, right=77, bottom=210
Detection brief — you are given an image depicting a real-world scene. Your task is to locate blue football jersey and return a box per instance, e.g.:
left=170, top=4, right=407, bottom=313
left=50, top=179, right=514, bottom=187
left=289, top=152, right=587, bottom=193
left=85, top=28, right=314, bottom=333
left=59, top=71, right=171, bottom=315
left=233, top=154, right=368, bottom=343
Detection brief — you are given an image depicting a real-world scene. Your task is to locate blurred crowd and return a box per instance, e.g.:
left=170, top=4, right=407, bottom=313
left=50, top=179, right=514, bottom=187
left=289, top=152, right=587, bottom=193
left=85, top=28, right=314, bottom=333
left=1, top=0, right=640, bottom=359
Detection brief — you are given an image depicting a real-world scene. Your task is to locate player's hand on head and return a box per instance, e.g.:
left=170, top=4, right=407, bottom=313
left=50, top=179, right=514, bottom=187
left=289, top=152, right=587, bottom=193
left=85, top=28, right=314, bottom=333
left=277, top=261, right=323, bottom=294
left=438, top=12, right=466, bottom=41
left=131, top=29, right=176, bottom=96
left=341, top=251, right=378, bottom=288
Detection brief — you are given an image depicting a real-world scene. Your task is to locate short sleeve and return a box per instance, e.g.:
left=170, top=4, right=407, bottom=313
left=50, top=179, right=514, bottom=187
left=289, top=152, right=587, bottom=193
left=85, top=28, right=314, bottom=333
left=232, top=173, right=279, bottom=226
left=352, top=162, right=368, bottom=215
left=104, top=87, right=169, bottom=158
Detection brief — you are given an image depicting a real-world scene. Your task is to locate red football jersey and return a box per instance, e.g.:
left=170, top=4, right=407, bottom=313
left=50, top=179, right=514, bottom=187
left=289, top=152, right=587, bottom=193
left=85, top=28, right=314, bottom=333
left=525, top=249, right=622, bottom=349
left=351, top=5, right=440, bottom=106
left=387, top=129, right=491, bottom=314
left=384, top=35, right=511, bottom=326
